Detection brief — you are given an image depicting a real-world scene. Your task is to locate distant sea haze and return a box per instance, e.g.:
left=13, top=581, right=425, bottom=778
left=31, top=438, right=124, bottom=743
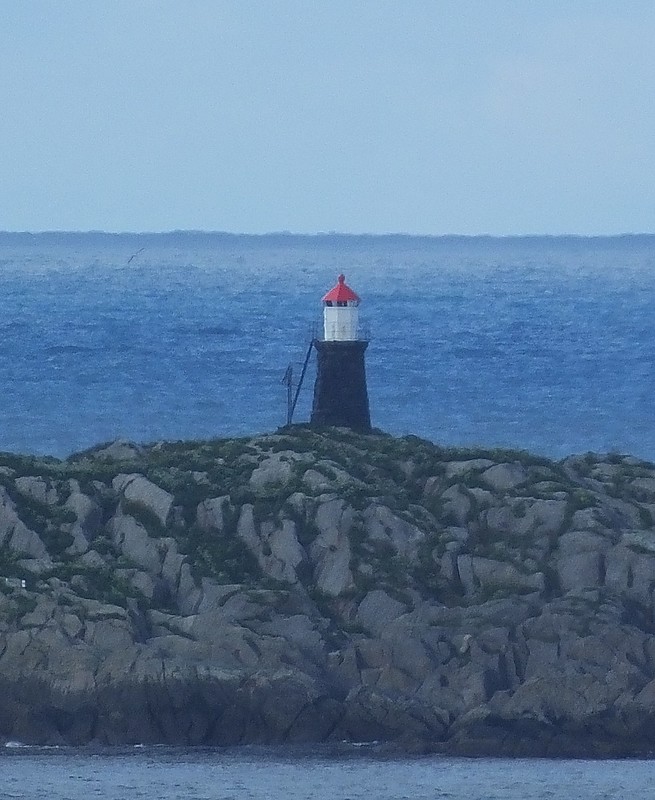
left=1, top=232, right=654, bottom=459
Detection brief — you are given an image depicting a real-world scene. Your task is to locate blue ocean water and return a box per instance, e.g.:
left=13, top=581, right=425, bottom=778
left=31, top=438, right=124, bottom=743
left=1, top=232, right=655, bottom=459
left=0, top=746, right=653, bottom=800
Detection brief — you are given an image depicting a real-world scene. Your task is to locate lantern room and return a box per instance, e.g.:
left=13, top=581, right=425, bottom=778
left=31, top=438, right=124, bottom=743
left=321, top=274, right=360, bottom=341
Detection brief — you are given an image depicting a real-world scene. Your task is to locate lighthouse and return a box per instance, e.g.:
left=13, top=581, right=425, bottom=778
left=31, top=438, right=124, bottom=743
left=310, top=274, right=371, bottom=431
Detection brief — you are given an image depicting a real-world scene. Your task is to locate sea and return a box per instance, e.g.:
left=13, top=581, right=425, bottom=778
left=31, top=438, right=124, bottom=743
left=2, top=232, right=655, bottom=796
left=0, top=744, right=653, bottom=800
left=1, top=231, right=655, bottom=460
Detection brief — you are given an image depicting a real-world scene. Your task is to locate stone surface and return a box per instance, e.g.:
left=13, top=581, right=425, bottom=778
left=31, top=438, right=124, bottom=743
left=89, top=439, right=143, bottom=461
left=196, top=496, right=229, bottom=532
left=363, top=504, right=424, bottom=561
left=249, top=456, right=294, bottom=489
left=309, top=498, right=355, bottom=596
left=482, top=463, right=528, bottom=492
left=14, top=476, right=58, bottom=505
left=445, top=459, right=494, bottom=479
left=1, top=430, right=655, bottom=756
left=357, top=590, right=407, bottom=635
left=469, top=556, right=545, bottom=595
left=108, top=512, right=163, bottom=574
left=440, top=485, right=471, bottom=526
left=238, top=508, right=305, bottom=584
left=9, top=522, right=50, bottom=562
left=113, top=474, right=173, bottom=527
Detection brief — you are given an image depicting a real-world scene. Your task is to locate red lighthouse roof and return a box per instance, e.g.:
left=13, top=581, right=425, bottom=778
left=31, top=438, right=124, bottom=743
left=322, top=274, right=360, bottom=304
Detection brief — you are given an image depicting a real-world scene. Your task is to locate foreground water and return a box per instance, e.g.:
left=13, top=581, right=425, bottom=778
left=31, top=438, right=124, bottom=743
left=1, top=746, right=652, bottom=800
left=1, top=232, right=654, bottom=459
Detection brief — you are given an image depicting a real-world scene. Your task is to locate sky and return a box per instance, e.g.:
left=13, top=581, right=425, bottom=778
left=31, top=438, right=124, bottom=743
left=1, top=1, right=654, bottom=235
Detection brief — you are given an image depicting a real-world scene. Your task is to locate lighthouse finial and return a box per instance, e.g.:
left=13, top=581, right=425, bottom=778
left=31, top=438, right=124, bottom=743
left=338, top=273, right=345, bottom=284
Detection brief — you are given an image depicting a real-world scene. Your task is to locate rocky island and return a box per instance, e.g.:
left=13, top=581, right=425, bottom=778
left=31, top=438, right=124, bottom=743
left=2, top=427, right=655, bottom=756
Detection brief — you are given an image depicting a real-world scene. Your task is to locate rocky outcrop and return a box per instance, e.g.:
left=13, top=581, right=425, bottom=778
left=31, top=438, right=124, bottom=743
left=3, top=429, right=655, bottom=755
left=113, top=473, right=173, bottom=527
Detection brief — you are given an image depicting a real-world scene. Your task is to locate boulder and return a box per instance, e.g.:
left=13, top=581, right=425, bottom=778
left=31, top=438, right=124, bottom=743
left=65, top=487, right=101, bottom=532
left=357, top=590, right=407, bottom=635
left=482, top=463, right=528, bottom=492
left=0, top=487, right=22, bottom=545
left=440, top=485, right=472, bottom=525
left=631, top=477, right=655, bottom=498
left=555, top=531, right=609, bottom=593
left=470, top=557, right=545, bottom=596
left=9, top=521, right=49, bottom=561
left=196, top=496, right=230, bottom=532
left=302, top=469, right=332, bottom=493
left=363, top=504, right=424, bottom=561
left=249, top=456, right=293, bottom=489
left=112, top=474, right=173, bottom=527
left=237, top=508, right=305, bottom=584
left=78, top=549, right=107, bottom=569
left=621, top=529, right=655, bottom=555
left=14, top=476, right=58, bottom=505
left=445, top=459, right=494, bottom=479
left=108, top=512, right=163, bottom=574
left=89, top=439, right=143, bottom=461
left=309, top=499, right=355, bottom=596
left=176, top=562, right=202, bottom=615
left=310, top=533, right=353, bottom=597
left=62, top=487, right=100, bottom=556
left=556, top=551, right=603, bottom=593
left=160, top=538, right=186, bottom=591
left=485, top=498, right=567, bottom=540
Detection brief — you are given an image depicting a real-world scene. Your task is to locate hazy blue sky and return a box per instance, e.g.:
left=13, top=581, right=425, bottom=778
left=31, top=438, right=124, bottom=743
left=1, top=1, right=654, bottom=234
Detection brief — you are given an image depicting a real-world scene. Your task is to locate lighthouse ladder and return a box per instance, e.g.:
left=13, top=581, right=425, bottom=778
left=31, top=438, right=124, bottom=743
left=283, top=338, right=314, bottom=425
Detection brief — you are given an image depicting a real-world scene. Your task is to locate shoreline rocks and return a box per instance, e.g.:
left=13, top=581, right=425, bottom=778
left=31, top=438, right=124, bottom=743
left=2, top=429, right=655, bottom=756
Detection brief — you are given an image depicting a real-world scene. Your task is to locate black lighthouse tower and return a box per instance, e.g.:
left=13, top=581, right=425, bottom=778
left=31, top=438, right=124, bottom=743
left=310, top=274, right=371, bottom=431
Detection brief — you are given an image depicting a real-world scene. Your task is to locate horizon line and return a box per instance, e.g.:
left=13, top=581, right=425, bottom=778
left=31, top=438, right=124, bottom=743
left=1, top=229, right=654, bottom=239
